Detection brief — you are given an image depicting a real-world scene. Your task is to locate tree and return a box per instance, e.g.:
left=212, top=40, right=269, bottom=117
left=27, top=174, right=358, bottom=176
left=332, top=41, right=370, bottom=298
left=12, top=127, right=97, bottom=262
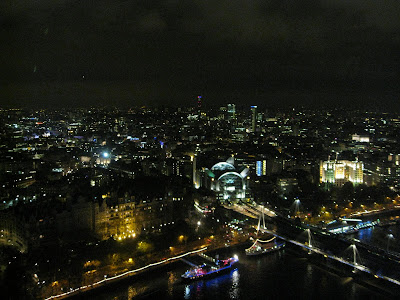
left=338, top=182, right=354, bottom=202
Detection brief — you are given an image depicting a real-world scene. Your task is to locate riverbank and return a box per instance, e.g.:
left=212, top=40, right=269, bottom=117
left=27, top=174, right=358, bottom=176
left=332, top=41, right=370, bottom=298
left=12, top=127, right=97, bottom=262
left=44, top=247, right=208, bottom=300
left=76, top=241, right=400, bottom=300
left=44, top=207, right=400, bottom=299
left=44, top=236, right=250, bottom=300
left=351, top=207, right=400, bottom=222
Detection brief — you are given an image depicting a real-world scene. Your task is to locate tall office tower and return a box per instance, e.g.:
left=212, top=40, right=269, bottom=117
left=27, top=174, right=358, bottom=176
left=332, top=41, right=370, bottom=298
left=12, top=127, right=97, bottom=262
left=197, top=96, right=202, bottom=109
left=227, top=103, right=236, bottom=120
left=192, top=154, right=198, bottom=188
left=251, top=105, right=257, bottom=132
left=192, top=144, right=201, bottom=189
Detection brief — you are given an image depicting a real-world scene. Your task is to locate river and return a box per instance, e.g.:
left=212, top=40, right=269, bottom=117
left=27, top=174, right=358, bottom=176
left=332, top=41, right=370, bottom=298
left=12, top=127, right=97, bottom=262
left=349, top=223, right=400, bottom=254
left=80, top=233, right=399, bottom=300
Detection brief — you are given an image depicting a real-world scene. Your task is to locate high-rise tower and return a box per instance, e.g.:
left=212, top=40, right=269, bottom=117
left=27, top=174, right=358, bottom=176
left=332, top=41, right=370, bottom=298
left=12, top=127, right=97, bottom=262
left=227, top=104, right=236, bottom=121
left=251, top=105, right=257, bottom=132
left=197, top=96, right=202, bottom=109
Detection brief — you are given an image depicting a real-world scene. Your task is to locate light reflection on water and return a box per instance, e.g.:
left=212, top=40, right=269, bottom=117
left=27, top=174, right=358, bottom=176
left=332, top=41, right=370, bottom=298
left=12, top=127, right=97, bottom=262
left=357, top=226, right=372, bottom=242
left=184, top=285, right=190, bottom=300
left=182, top=269, right=237, bottom=299
left=229, top=269, right=240, bottom=299
left=167, top=271, right=177, bottom=297
left=305, top=263, right=313, bottom=291
left=350, top=224, right=400, bottom=252
left=85, top=243, right=392, bottom=300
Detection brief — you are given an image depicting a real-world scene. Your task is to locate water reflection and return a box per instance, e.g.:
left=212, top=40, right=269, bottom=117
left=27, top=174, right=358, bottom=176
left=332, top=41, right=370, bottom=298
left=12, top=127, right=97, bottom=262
left=182, top=269, right=238, bottom=299
left=229, top=269, right=240, bottom=299
left=351, top=225, right=400, bottom=252
left=184, top=285, right=191, bottom=299
left=195, top=280, right=204, bottom=298
left=127, top=286, right=134, bottom=300
left=167, top=271, right=178, bottom=297
left=127, top=284, right=147, bottom=299
left=84, top=245, right=389, bottom=300
left=349, top=278, right=357, bottom=299
left=304, top=263, right=313, bottom=291
left=357, top=227, right=372, bottom=242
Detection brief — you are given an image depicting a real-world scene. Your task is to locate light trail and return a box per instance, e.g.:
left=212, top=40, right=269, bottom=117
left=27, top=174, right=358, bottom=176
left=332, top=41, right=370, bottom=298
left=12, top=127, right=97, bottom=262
left=45, top=247, right=208, bottom=300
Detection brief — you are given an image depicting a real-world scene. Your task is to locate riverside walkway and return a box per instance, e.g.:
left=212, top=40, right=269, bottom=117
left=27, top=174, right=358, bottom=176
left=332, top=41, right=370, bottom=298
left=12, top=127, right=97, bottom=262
left=45, top=247, right=208, bottom=300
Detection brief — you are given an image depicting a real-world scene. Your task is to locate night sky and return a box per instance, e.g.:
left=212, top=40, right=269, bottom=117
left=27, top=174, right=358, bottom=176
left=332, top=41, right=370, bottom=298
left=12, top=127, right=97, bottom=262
left=1, top=0, right=400, bottom=109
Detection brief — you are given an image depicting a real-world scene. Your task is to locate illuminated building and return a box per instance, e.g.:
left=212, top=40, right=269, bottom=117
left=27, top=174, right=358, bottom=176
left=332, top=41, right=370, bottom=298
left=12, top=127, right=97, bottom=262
left=95, top=152, right=112, bottom=165
left=352, top=134, right=370, bottom=143
left=56, top=196, right=176, bottom=241
left=278, top=178, right=298, bottom=195
left=256, top=159, right=267, bottom=176
left=227, top=104, right=236, bottom=121
left=192, top=144, right=201, bottom=189
left=200, top=157, right=250, bottom=203
left=320, top=159, right=363, bottom=186
left=388, top=154, right=400, bottom=166
left=378, top=154, right=400, bottom=189
left=251, top=105, right=257, bottom=132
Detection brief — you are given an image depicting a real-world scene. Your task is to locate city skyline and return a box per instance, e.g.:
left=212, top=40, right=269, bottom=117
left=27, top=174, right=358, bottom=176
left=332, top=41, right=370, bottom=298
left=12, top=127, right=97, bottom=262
left=1, top=1, right=399, bottom=109
left=2, top=2, right=400, bottom=296
left=1, top=105, right=400, bottom=298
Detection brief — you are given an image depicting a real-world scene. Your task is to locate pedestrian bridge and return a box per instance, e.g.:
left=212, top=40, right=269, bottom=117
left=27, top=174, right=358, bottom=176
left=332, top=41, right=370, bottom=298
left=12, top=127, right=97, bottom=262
left=223, top=204, right=400, bottom=291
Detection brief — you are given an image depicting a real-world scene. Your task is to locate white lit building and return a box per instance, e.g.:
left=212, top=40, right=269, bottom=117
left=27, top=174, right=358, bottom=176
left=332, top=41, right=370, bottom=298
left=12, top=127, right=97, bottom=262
left=320, top=159, right=363, bottom=186
left=200, top=157, right=250, bottom=203
left=352, top=134, right=370, bottom=143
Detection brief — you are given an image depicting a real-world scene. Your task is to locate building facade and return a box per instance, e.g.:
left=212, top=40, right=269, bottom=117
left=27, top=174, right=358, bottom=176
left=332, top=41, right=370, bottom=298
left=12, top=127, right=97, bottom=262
left=320, top=159, right=363, bottom=186
left=199, top=157, right=250, bottom=203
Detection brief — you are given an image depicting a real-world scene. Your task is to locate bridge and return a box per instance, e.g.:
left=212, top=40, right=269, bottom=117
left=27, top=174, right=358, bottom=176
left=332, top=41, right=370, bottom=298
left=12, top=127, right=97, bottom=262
left=222, top=203, right=276, bottom=219
left=230, top=203, right=400, bottom=291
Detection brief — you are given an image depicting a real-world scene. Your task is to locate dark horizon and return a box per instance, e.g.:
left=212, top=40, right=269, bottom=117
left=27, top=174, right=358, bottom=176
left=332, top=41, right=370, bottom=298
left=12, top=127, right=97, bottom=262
left=1, top=1, right=399, bottom=110
left=1, top=90, right=398, bottom=114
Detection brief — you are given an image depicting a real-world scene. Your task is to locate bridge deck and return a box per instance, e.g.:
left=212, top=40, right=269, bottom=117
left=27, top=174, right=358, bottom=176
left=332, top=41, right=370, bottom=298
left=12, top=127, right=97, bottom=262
left=180, top=258, right=197, bottom=267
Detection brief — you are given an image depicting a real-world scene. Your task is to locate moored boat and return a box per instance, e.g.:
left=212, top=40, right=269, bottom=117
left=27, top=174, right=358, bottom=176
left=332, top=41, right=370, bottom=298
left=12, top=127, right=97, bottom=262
left=245, top=237, right=285, bottom=256
left=181, top=255, right=239, bottom=281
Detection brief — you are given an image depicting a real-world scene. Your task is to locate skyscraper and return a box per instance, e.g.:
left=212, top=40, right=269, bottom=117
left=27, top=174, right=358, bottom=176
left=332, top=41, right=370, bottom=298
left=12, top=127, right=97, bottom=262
left=197, top=96, right=202, bottom=109
left=256, top=159, right=267, bottom=176
left=251, top=105, right=257, bottom=132
left=227, top=103, right=236, bottom=121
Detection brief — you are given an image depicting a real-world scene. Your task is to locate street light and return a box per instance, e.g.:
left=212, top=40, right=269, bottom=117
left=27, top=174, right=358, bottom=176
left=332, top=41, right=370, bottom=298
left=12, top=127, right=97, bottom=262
left=178, top=235, right=187, bottom=245
left=292, top=199, right=301, bottom=216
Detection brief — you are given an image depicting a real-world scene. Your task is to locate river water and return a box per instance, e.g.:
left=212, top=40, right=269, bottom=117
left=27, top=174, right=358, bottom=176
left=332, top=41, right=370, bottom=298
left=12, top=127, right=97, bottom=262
left=349, top=224, right=400, bottom=253
left=82, top=225, right=400, bottom=300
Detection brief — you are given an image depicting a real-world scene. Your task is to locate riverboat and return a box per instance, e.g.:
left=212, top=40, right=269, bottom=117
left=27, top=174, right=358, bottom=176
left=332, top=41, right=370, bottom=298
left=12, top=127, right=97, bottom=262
left=245, top=237, right=285, bottom=256
left=181, top=256, right=239, bottom=281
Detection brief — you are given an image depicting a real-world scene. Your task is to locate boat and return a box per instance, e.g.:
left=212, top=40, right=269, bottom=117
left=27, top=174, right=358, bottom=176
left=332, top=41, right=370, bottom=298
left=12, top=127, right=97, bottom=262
left=181, top=255, right=239, bottom=281
left=245, top=237, right=285, bottom=256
